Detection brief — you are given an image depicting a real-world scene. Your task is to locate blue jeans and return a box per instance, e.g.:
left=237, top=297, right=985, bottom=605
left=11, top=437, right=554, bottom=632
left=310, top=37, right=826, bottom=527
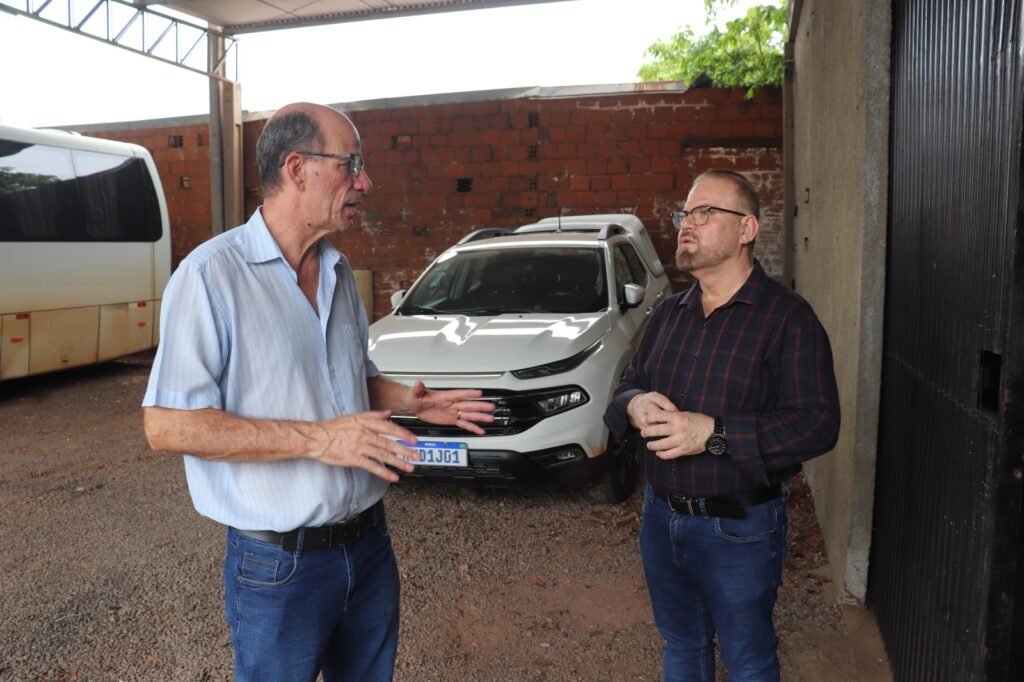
left=639, top=485, right=787, bottom=682
left=223, top=501, right=400, bottom=682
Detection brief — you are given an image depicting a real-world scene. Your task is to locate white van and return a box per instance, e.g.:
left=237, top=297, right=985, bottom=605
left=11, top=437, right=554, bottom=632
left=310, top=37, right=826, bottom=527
left=0, top=124, right=171, bottom=380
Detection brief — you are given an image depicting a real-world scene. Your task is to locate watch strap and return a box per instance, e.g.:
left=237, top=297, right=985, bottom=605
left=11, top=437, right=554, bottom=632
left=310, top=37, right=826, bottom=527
left=713, top=416, right=725, bottom=437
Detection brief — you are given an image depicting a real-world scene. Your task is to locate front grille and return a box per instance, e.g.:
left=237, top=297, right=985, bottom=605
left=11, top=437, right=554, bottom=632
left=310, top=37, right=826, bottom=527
left=392, top=389, right=545, bottom=437
left=408, top=461, right=506, bottom=478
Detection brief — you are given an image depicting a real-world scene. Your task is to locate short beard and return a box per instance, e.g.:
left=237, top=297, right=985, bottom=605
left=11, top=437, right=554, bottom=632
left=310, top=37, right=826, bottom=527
left=675, top=245, right=729, bottom=273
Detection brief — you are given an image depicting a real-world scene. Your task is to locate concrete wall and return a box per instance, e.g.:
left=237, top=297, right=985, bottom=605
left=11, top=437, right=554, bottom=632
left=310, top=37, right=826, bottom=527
left=73, top=85, right=784, bottom=318
left=789, top=0, right=890, bottom=602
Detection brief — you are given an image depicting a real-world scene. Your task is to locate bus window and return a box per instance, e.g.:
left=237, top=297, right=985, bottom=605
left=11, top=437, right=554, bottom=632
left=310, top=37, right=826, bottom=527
left=0, top=142, right=78, bottom=241
left=72, top=150, right=162, bottom=242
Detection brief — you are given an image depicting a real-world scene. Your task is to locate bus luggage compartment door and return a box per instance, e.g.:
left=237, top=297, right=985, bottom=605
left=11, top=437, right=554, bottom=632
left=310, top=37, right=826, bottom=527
left=1, top=314, right=30, bottom=379
left=98, top=302, right=154, bottom=361
left=28, top=307, right=100, bottom=375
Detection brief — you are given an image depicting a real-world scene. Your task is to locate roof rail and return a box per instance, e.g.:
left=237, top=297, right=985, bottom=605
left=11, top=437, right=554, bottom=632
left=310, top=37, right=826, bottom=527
left=457, top=227, right=514, bottom=244
left=514, top=224, right=602, bottom=235
left=598, top=224, right=626, bottom=240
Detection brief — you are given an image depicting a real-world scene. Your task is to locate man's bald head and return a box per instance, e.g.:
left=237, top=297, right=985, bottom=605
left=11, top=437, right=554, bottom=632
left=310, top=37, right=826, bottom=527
left=256, top=103, right=354, bottom=195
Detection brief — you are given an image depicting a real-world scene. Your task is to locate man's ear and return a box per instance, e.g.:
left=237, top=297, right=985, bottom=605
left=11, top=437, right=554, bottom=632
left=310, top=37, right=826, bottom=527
left=740, top=215, right=760, bottom=245
left=281, top=151, right=306, bottom=190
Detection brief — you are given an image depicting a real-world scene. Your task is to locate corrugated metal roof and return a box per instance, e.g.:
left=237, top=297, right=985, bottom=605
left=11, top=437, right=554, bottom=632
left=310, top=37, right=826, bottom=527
left=150, top=0, right=568, bottom=35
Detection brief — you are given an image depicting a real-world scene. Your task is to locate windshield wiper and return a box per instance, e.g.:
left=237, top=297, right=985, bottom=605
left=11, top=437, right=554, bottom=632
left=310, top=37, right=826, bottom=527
left=398, top=304, right=442, bottom=315
left=451, top=307, right=535, bottom=316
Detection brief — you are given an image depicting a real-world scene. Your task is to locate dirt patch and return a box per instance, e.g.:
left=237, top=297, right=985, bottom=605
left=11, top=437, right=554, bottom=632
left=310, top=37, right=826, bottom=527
left=0, top=356, right=890, bottom=681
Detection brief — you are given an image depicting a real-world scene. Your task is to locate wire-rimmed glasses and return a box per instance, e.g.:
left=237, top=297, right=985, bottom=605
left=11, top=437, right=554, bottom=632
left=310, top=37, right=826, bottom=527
left=671, top=205, right=747, bottom=229
left=286, top=150, right=364, bottom=178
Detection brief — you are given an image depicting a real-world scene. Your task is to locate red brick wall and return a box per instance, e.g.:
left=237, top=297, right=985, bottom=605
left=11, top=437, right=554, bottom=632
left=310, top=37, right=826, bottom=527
left=98, top=86, right=783, bottom=319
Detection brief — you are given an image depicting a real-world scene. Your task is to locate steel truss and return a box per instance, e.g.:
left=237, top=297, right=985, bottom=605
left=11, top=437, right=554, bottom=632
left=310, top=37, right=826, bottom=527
left=0, top=0, right=238, bottom=82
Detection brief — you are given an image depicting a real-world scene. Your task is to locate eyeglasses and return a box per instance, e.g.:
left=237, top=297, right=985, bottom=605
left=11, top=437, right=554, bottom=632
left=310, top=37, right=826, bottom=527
left=286, top=150, right=364, bottom=178
left=671, top=205, right=747, bottom=229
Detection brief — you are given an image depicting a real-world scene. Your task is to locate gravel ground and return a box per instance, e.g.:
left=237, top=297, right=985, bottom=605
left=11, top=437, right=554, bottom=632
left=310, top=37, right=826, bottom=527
left=0, top=356, right=876, bottom=681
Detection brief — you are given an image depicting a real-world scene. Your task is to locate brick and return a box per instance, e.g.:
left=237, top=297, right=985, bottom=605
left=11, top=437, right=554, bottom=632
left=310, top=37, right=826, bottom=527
left=554, top=143, right=577, bottom=159
left=629, top=158, right=651, bottom=174
left=713, top=121, right=757, bottom=137
left=542, top=109, right=571, bottom=127
left=98, top=86, right=783, bottom=282
left=569, top=175, right=590, bottom=191
left=564, top=126, right=587, bottom=142
left=618, top=140, right=641, bottom=156
left=650, top=157, right=674, bottom=173
left=607, top=158, right=629, bottom=175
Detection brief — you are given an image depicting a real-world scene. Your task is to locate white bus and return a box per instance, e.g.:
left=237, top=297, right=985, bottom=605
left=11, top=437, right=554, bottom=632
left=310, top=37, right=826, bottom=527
left=0, top=124, right=171, bottom=380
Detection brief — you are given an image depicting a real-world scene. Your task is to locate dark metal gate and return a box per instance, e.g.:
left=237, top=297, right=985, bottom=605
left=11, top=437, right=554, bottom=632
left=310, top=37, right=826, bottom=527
left=869, top=1, right=1024, bottom=679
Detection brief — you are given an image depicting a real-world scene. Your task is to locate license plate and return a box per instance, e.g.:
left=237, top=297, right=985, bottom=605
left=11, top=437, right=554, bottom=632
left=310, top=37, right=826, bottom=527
left=401, top=440, right=469, bottom=468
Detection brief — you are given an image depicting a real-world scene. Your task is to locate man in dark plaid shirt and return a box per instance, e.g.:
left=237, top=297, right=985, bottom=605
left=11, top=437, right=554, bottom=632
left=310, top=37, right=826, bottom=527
left=604, top=170, right=839, bottom=681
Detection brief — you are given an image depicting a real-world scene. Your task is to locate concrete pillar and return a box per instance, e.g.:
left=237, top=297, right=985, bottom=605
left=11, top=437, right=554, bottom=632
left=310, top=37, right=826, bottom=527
left=789, top=0, right=891, bottom=603
left=207, top=29, right=243, bottom=235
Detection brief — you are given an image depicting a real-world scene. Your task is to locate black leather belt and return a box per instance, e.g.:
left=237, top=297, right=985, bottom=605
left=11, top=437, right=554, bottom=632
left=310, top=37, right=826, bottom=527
left=654, top=484, right=782, bottom=519
left=234, top=506, right=375, bottom=551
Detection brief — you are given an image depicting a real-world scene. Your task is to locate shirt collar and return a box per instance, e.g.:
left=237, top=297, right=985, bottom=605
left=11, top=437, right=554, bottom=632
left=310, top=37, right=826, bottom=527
left=678, top=260, right=770, bottom=311
left=242, top=207, right=342, bottom=271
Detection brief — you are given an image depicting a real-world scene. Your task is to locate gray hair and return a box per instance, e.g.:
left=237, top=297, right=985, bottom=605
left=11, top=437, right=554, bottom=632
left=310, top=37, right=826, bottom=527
left=256, top=110, right=324, bottom=194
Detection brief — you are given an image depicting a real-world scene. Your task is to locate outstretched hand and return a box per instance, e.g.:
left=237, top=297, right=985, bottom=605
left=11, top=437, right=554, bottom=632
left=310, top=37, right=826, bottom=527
left=313, top=410, right=421, bottom=482
left=405, top=381, right=495, bottom=435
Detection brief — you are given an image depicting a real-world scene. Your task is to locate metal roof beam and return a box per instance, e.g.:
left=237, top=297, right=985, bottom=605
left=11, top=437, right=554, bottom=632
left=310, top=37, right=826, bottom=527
left=0, top=0, right=238, bottom=82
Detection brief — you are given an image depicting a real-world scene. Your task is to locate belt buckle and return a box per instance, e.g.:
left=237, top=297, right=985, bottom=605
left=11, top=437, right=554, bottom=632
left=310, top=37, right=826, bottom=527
left=668, top=495, right=698, bottom=516
left=326, top=517, right=362, bottom=548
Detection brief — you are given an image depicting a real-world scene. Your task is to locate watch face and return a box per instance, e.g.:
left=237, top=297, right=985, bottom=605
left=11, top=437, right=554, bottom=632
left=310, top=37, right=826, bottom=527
left=706, top=435, right=728, bottom=456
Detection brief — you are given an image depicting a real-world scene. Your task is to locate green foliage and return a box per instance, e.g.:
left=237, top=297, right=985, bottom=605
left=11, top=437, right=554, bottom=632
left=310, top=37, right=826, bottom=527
left=0, top=167, right=60, bottom=195
left=637, top=1, right=787, bottom=97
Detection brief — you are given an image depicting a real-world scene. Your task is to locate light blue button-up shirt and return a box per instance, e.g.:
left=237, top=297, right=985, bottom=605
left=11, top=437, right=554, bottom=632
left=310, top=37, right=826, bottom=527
left=143, top=209, right=386, bottom=531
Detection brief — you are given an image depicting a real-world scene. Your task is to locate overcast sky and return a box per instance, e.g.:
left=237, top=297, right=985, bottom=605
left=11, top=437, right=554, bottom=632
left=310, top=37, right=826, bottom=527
left=0, top=0, right=760, bottom=128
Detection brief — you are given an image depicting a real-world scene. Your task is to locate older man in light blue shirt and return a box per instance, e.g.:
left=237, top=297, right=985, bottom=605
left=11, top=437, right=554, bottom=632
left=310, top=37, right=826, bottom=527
left=143, top=102, right=492, bottom=682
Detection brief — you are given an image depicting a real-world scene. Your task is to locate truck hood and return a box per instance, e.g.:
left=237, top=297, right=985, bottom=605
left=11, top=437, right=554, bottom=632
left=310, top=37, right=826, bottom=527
left=368, top=313, right=609, bottom=373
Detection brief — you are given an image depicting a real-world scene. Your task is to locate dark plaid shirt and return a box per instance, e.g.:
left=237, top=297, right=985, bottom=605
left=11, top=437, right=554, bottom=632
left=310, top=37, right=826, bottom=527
left=604, top=261, right=840, bottom=497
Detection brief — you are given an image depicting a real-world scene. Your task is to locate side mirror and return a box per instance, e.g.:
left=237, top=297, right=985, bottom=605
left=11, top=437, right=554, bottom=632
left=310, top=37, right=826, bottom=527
left=390, top=290, right=407, bottom=310
left=622, top=283, right=645, bottom=308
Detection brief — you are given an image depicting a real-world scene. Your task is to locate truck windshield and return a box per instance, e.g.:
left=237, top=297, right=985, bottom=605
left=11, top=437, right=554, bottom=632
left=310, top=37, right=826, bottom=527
left=398, top=246, right=607, bottom=316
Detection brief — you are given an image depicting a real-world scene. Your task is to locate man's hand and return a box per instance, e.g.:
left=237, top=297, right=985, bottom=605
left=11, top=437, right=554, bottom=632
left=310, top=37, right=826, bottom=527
left=312, top=411, right=423, bottom=483
left=626, top=392, right=715, bottom=459
left=626, top=391, right=679, bottom=430
left=403, top=381, right=495, bottom=435
left=641, top=410, right=716, bottom=460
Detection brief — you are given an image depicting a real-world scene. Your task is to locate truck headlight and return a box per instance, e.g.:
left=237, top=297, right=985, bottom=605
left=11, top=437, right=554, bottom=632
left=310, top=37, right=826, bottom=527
left=512, top=341, right=602, bottom=379
left=533, top=387, right=589, bottom=416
